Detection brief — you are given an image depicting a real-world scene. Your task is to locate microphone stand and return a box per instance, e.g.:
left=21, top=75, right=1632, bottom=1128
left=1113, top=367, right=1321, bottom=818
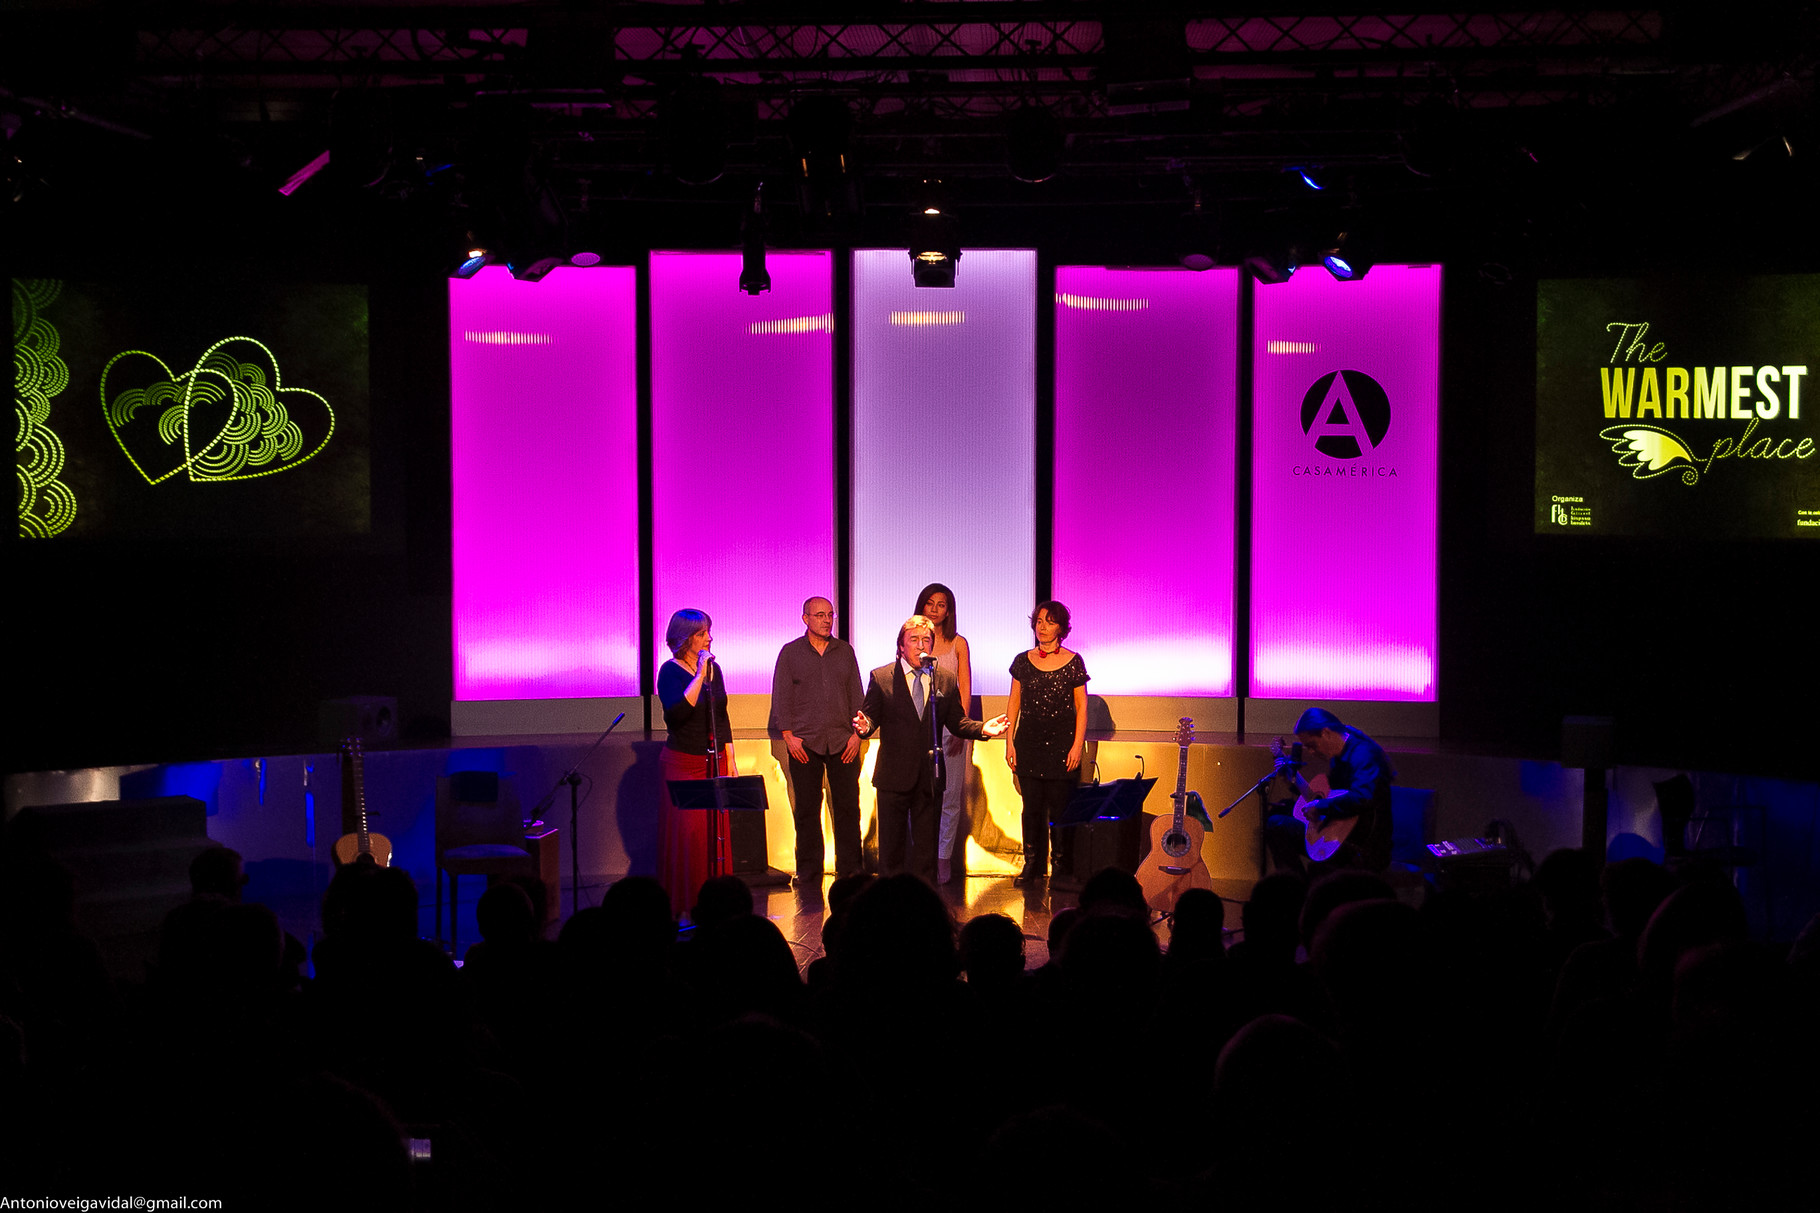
left=704, top=657, right=728, bottom=878
left=922, top=653, right=943, bottom=811
left=526, top=711, right=627, bottom=918
left=1219, top=759, right=1292, bottom=819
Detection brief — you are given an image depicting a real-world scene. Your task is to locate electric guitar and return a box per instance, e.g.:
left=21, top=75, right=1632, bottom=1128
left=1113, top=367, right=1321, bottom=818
left=1136, top=718, right=1215, bottom=914
left=1270, top=736, right=1351, bottom=863
left=332, top=736, right=393, bottom=867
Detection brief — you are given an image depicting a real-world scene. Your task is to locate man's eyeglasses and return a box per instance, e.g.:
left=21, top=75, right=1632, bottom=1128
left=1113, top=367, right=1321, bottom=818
left=807, top=611, right=837, bottom=620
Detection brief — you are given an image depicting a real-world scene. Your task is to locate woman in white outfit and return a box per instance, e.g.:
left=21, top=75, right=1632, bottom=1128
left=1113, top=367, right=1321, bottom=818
left=915, top=582, right=971, bottom=885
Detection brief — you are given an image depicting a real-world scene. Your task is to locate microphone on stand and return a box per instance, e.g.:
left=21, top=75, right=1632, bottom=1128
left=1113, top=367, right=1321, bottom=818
left=918, top=652, right=937, bottom=669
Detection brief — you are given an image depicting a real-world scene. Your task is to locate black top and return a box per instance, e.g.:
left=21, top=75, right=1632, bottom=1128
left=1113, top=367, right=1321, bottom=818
left=1008, top=651, right=1089, bottom=780
left=769, top=634, right=865, bottom=755
left=1321, top=726, right=1395, bottom=870
left=659, top=659, right=733, bottom=756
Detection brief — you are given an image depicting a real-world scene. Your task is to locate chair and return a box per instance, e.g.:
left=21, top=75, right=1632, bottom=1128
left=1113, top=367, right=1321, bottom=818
left=1384, top=786, right=1438, bottom=902
left=434, top=771, right=534, bottom=955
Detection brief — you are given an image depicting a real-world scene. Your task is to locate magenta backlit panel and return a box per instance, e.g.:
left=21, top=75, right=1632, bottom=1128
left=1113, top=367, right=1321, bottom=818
left=449, top=265, right=640, bottom=699
left=650, top=251, right=835, bottom=689
left=1054, top=267, right=1240, bottom=695
left=1249, top=265, right=1441, bottom=701
left=851, top=249, right=1037, bottom=693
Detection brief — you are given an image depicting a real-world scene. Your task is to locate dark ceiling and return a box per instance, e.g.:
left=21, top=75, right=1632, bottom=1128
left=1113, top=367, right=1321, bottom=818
left=5, top=3, right=1817, bottom=275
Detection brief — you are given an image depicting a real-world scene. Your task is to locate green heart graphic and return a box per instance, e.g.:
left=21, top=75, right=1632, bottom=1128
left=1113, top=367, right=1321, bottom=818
left=101, top=336, right=335, bottom=484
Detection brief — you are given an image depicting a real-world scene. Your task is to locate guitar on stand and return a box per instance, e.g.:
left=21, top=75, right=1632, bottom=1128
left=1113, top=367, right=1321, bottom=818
left=332, top=736, right=392, bottom=867
left=1137, top=718, right=1215, bottom=914
left=1269, top=736, right=1350, bottom=863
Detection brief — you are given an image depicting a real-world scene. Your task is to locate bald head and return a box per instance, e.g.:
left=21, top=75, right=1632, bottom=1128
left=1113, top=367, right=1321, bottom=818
left=803, top=597, right=835, bottom=641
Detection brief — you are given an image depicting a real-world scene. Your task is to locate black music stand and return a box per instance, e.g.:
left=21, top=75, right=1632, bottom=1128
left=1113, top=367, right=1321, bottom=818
left=1050, top=776, right=1157, bottom=892
left=666, top=775, right=773, bottom=884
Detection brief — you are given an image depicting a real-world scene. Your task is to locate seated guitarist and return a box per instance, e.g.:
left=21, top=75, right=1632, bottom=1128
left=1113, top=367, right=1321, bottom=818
left=1264, top=708, right=1395, bottom=874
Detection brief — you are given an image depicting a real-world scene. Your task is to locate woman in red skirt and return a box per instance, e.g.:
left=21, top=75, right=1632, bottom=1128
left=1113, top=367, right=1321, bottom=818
left=656, top=608, right=737, bottom=918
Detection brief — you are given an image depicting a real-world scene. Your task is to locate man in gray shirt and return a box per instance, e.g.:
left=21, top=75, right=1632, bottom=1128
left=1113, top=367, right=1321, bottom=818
left=770, top=596, right=866, bottom=886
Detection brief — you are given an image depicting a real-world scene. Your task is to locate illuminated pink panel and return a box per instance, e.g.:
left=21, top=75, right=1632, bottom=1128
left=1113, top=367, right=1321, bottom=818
left=851, top=249, right=1036, bottom=694
left=650, top=252, right=834, bottom=688
left=1054, top=267, right=1240, bottom=695
left=450, top=265, right=640, bottom=699
left=1249, top=265, right=1441, bottom=700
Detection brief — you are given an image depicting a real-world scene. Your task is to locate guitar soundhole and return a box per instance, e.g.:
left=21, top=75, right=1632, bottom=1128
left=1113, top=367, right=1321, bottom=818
left=1162, top=830, right=1191, bottom=859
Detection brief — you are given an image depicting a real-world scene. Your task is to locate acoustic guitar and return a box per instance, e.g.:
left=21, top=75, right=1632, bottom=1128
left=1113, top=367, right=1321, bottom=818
left=1270, top=736, right=1351, bottom=863
left=1137, top=717, right=1215, bottom=914
left=332, top=736, right=393, bottom=867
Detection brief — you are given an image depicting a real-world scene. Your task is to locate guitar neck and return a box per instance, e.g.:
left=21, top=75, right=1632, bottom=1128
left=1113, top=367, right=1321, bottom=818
left=1172, top=743, right=1190, bottom=828
left=351, top=747, right=370, bottom=852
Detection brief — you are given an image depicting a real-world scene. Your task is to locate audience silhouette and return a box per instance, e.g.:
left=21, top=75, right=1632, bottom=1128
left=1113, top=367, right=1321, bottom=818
left=1, top=824, right=1811, bottom=1210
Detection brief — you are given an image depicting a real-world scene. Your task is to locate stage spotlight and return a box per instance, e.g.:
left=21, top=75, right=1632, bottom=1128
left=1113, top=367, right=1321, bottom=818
left=1286, top=164, right=1327, bottom=191
left=1319, top=229, right=1374, bottom=281
left=908, top=180, right=960, bottom=287
left=1245, top=250, right=1297, bottom=285
left=508, top=255, right=564, bottom=283
left=569, top=251, right=602, bottom=267
left=1177, top=189, right=1218, bottom=271
left=739, top=184, right=771, bottom=296
left=456, top=248, right=490, bottom=278
left=455, top=234, right=494, bottom=279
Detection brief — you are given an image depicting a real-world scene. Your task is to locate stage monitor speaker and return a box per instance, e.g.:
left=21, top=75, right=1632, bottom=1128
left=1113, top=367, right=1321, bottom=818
left=1050, top=813, right=1145, bottom=892
left=728, top=809, right=766, bottom=876
left=321, top=696, right=398, bottom=745
left=726, top=809, right=789, bottom=887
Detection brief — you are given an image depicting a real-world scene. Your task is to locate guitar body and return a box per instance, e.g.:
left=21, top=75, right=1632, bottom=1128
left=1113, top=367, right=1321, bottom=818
left=1270, top=738, right=1356, bottom=863
left=1138, top=718, right=1217, bottom=914
left=1291, top=783, right=1354, bottom=863
left=332, top=830, right=394, bottom=868
left=1137, top=812, right=1214, bottom=913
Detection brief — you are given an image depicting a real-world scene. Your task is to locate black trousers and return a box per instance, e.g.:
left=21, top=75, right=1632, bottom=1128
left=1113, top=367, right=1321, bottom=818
left=788, top=747, right=864, bottom=880
left=1017, top=776, right=1075, bottom=873
left=876, top=770, right=943, bottom=885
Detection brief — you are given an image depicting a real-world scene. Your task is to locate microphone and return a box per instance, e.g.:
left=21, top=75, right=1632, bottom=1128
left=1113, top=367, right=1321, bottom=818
left=919, top=652, right=936, bottom=669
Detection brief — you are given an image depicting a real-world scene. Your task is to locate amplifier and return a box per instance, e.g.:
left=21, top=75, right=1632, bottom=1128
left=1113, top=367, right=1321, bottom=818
left=1426, top=836, right=1511, bottom=864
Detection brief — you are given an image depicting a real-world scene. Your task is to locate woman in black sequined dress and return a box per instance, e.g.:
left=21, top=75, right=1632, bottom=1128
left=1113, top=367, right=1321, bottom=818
left=1004, top=600, right=1089, bottom=884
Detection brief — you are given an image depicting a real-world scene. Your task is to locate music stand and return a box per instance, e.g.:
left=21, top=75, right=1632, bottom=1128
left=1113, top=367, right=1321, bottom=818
left=1057, top=776, right=1156, bottom=826
left=666, top=776, right=771, bottom=880
left=1051, top=777, right=1156, bottom=891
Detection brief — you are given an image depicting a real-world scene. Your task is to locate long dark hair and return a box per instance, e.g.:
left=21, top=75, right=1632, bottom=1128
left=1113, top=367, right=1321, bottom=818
left=913, top=582, right=957, bottom=641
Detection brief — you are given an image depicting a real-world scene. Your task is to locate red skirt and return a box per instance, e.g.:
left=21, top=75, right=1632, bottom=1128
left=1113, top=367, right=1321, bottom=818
left=657, top=743, right=739, bottom=918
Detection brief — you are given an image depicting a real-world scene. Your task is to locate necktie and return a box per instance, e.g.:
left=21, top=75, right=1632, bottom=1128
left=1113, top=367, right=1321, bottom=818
left=912, top=668, right=926, bottom=716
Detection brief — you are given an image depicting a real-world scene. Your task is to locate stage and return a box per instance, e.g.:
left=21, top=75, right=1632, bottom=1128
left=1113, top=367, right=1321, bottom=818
left=7, top=722, right=1813, bottom=983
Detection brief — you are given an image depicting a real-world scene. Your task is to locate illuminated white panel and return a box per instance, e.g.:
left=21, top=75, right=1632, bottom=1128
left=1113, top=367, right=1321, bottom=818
left=851, top=249, right=1037, bottom=693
